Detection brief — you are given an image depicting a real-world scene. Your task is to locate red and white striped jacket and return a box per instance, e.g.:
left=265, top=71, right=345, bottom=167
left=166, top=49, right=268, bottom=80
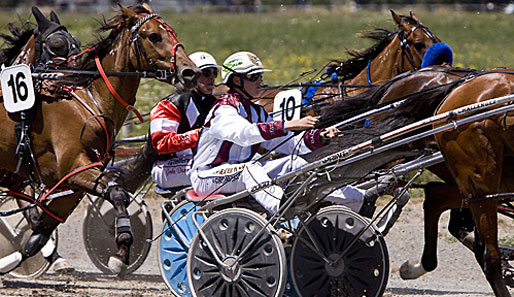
left=150, top=91, right=217, bottom=158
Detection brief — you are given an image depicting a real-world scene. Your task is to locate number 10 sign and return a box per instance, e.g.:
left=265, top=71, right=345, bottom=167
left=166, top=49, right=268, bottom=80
left=1, top=64, right=35, bottom=113
left=272, top=89, right=302, bottom=122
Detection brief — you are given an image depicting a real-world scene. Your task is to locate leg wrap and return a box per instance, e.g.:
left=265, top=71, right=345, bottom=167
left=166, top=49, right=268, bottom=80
left=22, top=232, right=50, bottom=258
left=115, top=213, right=132, bottom=238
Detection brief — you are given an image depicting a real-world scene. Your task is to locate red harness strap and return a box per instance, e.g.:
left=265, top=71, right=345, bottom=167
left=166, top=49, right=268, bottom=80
left=94, top=55, right=144, bottom=123
left=8, top=190, right=66, bottom=223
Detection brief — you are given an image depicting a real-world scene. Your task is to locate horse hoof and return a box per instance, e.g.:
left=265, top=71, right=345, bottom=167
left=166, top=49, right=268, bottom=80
left=108, top=256, right=128, bottom=277
left=400, top=260, right=427, bottom=279
left=52, top=257, right=75, bottom=274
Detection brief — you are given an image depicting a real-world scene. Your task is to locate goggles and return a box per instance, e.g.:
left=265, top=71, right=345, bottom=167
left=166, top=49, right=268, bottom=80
left=201, top=68, right=218, bottom=78
left=244, top=73, right=262, bottom=82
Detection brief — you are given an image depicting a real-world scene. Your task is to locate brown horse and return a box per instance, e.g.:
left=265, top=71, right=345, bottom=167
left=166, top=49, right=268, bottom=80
left=431, top=71, right=514, bottom=296
left=309, top=10, right=440, bottom=104
left=0, top=4, right=200, bottom=276
left=318, top=66, right=514, bottom=295
left=249, top=10, right=440, bottom=114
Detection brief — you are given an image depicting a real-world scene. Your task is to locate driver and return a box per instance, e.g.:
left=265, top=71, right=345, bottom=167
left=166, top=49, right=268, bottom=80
left=150, top=51, right=220, bottom=189
left=189, top=51, right=344, bottom=214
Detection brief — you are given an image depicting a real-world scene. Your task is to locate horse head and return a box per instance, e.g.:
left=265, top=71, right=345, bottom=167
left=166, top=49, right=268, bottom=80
left=390, top=10, right=441, bottom=72
left=119, top=5, right=200, bottom=93
left=30, top=7, right=81, bottom=66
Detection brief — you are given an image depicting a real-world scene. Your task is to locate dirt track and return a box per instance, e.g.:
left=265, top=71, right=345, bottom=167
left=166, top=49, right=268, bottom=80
left=1, top=196, right=513, bottom=297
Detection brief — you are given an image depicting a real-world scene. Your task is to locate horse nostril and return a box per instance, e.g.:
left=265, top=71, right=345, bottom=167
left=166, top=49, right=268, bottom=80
left=181, top=68, right=200, bottom=83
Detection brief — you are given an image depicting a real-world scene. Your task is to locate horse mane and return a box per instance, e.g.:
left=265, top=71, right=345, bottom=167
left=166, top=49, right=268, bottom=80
left=55, top=5, right=151, bottom=87
left=327, top=28, right=394, bottom=81
left=319, top=67, right=488, bottom=147
left=0, top=22, right=35, bottom=66
left=337, top=77, right=466, bottom=147
left=328, top=14, right=421, bottom=81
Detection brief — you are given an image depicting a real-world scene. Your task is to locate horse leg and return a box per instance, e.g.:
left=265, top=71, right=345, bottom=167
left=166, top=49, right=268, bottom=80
left=58, top=152, right=133, bottom=276
left=469, top=201, right=511, bottom=297
left=400, top=182, right=463, bottom=279
left=103, top=183, right=132, bottom=275
left=0, top=190, right=82, bottom=274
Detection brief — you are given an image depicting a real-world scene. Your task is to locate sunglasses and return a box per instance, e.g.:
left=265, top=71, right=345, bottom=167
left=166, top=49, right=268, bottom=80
left=244, top=73, right=262, bottom=82
left=201, top=68, right=218, bottom=78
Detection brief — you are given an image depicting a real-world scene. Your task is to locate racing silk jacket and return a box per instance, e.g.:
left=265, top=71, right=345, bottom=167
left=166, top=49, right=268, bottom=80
left=150, top=91, right=217, bottom=158
left=191, top=90, right=325, bottom=171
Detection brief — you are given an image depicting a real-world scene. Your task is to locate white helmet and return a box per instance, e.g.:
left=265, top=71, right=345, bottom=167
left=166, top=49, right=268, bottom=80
left=189, top=51, right=221, bottom=70
left=221, top=51, right=271, bottom=84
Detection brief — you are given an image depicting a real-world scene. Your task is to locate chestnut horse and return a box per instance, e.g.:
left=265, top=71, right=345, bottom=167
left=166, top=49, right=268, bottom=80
left=309, top=10, right=440, bottom=105
left=431, top=71, right=514, bottom=296
left=0, top=4, right=200, bottom=276
left=252, top=10, right=440, bottom=114
left=318, top=67, right=514, bottom=295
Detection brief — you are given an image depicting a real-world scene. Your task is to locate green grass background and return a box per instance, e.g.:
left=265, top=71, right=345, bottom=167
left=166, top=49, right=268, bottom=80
left=1, top=7, right=513, bottom=197
left=2, top=7, right=513, bottom=124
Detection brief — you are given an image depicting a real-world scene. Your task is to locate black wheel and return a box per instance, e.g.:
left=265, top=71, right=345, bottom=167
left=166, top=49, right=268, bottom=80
left=82, top=194, right=152, bottom=274
left=187, top=208, right=286, bottom=297
left=291, top=206, right=389, bottom=297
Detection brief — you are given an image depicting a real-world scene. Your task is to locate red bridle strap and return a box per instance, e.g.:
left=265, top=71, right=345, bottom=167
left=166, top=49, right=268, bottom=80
left=95, top=55, right=144, bottom=123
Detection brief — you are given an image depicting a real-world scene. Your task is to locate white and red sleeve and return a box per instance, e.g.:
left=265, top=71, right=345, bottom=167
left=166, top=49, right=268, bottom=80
left=150, top=100, right=200, bottom=154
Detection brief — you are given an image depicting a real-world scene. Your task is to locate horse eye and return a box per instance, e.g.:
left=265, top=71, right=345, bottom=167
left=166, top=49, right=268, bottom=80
left=413, top=42, right=425, bottom=51
left=148, top=33, right=162, bottom=43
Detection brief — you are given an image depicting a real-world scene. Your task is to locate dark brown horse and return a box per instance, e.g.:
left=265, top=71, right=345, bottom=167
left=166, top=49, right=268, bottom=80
left=0, top=4, right=200, bottom=276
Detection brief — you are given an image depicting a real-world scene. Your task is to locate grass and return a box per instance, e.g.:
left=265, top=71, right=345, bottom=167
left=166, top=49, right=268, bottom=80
left=1, top=7, right=513, bottom=136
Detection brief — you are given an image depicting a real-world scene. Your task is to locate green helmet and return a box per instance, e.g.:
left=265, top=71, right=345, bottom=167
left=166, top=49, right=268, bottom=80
left=221, top=51, right=271, bottom=84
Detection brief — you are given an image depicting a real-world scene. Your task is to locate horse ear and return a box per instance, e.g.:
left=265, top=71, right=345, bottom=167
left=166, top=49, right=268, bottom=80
left=411, top=12, right=421, bottom=24
left=390, top=10, right=402, bottom=25
left=119, top=4, right=139, bottom=25
left=32, top=6, right=51, bottom=32
left=141, top=1, right=154, bottom=13
left=50, top=11, right=61, bottom=25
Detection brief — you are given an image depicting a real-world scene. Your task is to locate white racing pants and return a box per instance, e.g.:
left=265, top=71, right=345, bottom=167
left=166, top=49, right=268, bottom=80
left=190, top=155, right=365, bottom=214
left=151, top=157, right=192, bottom=189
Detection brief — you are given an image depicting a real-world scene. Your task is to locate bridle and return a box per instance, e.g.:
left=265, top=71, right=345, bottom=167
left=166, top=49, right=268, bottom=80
left=129, top=13, right=183, bottom=81
left=398, top=23, right=438, bottom=71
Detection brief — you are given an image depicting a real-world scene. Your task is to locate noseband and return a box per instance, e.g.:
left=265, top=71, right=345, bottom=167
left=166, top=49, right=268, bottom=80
left=129, top=13, right=182, bottom=81
left=398, top=23, right=438, bottom=71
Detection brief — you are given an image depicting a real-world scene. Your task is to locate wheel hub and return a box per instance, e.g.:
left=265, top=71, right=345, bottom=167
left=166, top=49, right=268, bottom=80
left=325, top=253, right=345, bottom=277
left=220, top=257, right=241, bottom=283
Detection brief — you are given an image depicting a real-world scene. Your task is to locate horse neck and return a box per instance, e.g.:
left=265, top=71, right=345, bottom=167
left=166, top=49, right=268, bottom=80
left=349, top=37, right=409, bottom=88
left=12, top=35, right=35, bottom=65
left=90, top=29, right=141, bottom=130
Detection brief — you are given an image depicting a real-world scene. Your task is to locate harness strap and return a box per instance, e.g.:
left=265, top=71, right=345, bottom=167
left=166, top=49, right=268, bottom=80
left=94, top=55, right=144, bottom=123
left=8, top=190, right=66, bottom=223
left=366, top=60, right=374, bottom=87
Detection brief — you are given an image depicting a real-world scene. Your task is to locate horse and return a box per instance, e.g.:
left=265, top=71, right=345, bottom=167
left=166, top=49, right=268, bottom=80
left=429, top=70, right=514, bottom=296
left=316, top=65, right=514, bottom=295
left=0, top=4, right=200, bottom=276
left=308, top=10, right=440, bottom=106
left=0, top=6, right=83, bottom=273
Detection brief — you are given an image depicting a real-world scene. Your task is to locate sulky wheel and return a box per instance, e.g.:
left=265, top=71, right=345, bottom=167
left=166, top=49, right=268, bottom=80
left=82, top=194, right=152, bottom=274
left=187, top=208, right=287, bottom=297
left=291, top=206, right=389, bottom=297
left=0, top=196, right=55, bottom=278
left=159, top=200, right=204, bottom=297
